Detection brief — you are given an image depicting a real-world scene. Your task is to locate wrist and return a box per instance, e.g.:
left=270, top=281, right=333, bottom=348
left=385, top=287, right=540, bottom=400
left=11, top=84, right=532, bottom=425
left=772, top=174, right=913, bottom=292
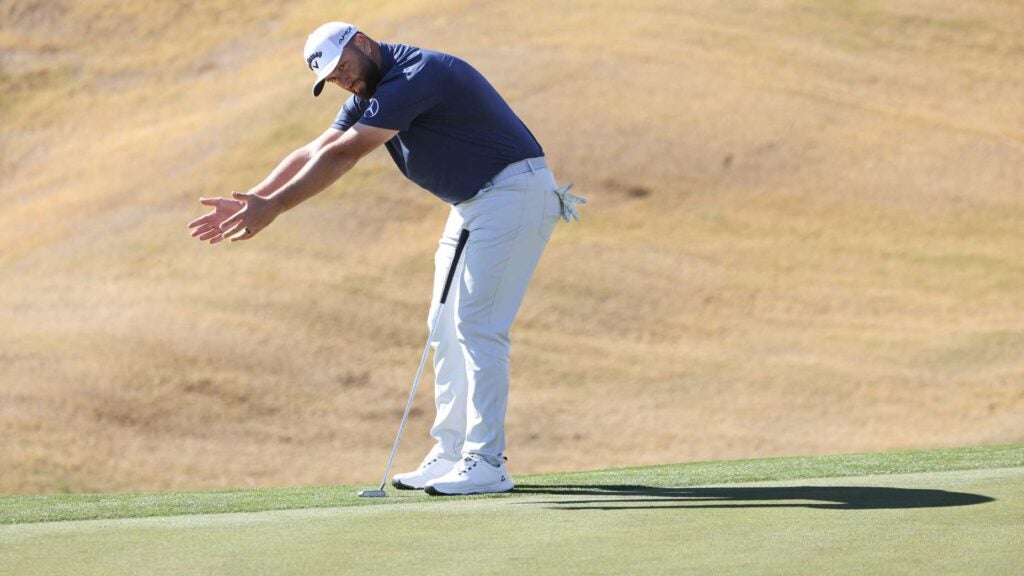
left=266, top=192, right=289, bottom=214
left=246, top=185, right=272, bottom=200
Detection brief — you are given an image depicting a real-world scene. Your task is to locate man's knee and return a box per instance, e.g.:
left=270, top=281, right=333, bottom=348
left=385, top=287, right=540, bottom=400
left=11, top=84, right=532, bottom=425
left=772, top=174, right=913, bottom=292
left=454, top=316, right=510, bottom=351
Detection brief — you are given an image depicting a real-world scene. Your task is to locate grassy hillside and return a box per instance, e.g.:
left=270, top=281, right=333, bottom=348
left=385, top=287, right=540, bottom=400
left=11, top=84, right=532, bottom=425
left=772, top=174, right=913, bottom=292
left=2, top=0, right=1023, bottom=493
left=2, top=446, right=1022, bottom=575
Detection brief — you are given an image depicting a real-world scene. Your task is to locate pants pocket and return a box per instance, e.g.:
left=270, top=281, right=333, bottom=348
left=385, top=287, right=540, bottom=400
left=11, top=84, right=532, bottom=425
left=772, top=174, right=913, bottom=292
left=538, top=190, right=560, bottom=241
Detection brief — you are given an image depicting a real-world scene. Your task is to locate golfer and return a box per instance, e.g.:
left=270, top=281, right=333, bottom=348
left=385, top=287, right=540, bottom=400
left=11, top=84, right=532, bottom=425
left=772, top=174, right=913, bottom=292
left=188, top=22, right=584, bottom=495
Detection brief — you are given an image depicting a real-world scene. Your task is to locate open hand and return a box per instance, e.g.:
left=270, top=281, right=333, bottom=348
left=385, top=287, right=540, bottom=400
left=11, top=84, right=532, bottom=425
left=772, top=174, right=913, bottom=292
left=187, top=196, right=246, bottom=244
left=218, top=192, right=282, bottom=242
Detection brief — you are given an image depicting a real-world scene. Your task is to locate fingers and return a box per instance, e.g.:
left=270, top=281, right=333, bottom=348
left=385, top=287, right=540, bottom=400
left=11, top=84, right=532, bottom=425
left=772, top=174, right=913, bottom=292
left=200, top=195, right=248, bottom=207
left=219, top=196, right=265, bottom=239
left=220, top=221, right=246, bottom=240
left=230, top=227, right=256, bottom=242
left=191, top=221, right=225, bottom=239
left=187, top=225, right=226, bottom=244
left=190, top=195, right=263, bottom=244
left=191, top=195, right=245, bottom=230
left=187, top=220, right=226, bottom=243
left=196, top=226, right=225, bottom=242
left=190, top=223, right=213, bottom=237
left=220, top=215, right=258, bottom=241
left=219, top=206, right=246, bottom=233
left=220, top=222, right=255, bottom=242
left=187, top=213, right=212, bottom=229
left=189, top=197, right=247, bottom=244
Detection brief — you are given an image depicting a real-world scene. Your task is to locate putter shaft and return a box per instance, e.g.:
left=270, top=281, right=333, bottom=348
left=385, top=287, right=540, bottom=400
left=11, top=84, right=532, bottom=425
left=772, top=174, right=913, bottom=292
left=358, top=229, right=470, bottom=498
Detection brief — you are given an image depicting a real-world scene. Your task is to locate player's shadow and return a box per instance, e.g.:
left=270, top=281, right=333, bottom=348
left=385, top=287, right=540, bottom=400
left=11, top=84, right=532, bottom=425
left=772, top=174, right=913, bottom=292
left=511, top=484, right=994, bottom=511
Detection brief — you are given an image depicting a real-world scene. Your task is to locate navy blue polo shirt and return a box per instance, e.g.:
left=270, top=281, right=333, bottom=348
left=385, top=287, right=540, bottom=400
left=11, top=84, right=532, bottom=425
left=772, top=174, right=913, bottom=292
left=332, top=43, right=544, bottom=204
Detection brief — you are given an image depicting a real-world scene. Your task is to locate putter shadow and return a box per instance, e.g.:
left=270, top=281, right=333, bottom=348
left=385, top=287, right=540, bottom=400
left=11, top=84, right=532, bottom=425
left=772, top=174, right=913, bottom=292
left=511, top=484, right=994, bottom=511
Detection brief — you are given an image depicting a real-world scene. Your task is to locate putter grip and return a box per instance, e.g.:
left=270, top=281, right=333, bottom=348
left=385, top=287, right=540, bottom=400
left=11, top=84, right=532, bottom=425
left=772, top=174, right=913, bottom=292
left=440, top=229, right=470, bottom=305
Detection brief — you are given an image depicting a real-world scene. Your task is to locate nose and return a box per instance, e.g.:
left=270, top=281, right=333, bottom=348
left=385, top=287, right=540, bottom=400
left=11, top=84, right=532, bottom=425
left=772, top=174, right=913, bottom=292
left=329, top=73, right=351, bottom=91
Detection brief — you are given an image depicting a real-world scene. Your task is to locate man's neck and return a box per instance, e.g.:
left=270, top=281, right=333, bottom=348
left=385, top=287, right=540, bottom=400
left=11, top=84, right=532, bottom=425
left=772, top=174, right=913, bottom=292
left=367, top=39, right=383, bottom=69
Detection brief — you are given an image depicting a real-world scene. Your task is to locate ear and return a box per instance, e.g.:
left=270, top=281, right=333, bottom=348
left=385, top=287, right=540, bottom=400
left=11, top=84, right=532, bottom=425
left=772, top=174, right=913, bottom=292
left=353, top=32, right=371, bottom=55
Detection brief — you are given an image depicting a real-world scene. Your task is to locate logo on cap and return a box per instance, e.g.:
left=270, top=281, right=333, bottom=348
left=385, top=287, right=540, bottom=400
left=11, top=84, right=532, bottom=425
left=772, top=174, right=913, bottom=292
left=307, top=50, right=323, bottom=71
left=337, top=27, right=354, bottom=45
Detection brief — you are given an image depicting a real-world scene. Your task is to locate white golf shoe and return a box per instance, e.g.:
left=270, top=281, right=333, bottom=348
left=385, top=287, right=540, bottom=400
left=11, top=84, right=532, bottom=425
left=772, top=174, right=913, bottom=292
left=424, top=455, right=514, bottom=496
left=392, top=452, right=459, bottom=490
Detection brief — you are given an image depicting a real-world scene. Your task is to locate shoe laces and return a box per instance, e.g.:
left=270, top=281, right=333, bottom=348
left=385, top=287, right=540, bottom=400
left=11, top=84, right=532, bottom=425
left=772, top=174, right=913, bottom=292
left=419, top=456, right=441, bottom=470
left=456, top=456, right=480, bottom=476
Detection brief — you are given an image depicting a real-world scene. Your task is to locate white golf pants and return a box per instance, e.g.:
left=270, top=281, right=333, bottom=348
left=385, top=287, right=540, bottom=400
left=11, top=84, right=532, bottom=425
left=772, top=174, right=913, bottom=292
left=428, top=157, right=561, bottom=463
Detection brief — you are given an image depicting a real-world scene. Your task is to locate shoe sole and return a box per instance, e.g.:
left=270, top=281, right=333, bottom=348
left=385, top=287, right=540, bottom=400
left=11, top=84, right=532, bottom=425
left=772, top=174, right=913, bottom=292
left=424, top=482, right=514, bottom=496
left=391, top=479, right=423, bottom=491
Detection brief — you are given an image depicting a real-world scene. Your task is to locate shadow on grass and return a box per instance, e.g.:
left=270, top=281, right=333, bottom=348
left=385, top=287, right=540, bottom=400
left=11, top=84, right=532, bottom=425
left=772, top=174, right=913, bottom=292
left=511, top=485, right=994, bottom=511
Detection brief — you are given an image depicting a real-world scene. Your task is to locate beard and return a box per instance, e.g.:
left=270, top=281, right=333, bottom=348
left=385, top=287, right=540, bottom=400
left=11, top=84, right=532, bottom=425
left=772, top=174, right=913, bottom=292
left=351, top=49, right=383, bottom=99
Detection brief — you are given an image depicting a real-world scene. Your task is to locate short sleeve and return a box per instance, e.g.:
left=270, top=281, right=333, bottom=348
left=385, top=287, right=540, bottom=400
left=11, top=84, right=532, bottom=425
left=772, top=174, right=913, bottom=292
left=331, top=96, right=365, bottom=131
left=356, top=60, right=437, bottom=132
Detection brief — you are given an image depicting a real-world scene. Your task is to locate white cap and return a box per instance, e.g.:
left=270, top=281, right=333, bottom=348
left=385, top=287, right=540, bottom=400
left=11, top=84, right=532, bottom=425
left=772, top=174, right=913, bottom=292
left=303, top=22, right=358, bottom=97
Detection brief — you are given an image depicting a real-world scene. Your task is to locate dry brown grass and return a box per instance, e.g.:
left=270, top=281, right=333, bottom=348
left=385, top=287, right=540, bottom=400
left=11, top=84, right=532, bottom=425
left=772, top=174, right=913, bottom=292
left=1, top=0, right=1022, bottom=494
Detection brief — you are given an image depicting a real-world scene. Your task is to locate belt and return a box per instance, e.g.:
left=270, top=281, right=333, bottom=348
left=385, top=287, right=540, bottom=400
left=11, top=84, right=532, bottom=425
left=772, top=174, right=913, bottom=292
left=483, top=157, right=547, bottom=188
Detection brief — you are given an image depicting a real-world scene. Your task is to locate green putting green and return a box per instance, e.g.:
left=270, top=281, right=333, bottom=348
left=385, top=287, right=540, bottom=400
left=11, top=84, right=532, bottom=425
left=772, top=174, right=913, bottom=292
left=2, top=445, right=1022, bottom=575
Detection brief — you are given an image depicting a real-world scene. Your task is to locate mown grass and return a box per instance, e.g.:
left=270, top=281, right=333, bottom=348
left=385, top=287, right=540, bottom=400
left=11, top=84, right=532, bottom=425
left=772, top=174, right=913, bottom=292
left=2, top=444, right=1020, bottom=526
left=3, top=445, right=1022, bottom=576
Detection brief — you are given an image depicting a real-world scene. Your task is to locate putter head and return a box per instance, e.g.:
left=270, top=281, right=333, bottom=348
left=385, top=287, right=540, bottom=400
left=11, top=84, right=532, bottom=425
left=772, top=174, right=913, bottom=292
left=358, top=489, right=387, bottom=498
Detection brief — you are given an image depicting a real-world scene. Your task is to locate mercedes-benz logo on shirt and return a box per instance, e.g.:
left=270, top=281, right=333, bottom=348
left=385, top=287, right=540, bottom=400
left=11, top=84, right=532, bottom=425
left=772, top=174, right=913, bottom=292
left=365, top=98, right=380, bottom=118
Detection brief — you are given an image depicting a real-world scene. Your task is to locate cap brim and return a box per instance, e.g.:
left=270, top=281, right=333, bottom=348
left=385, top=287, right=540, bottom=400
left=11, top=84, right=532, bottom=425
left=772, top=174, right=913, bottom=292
left=311, top=53, right=342, bottom=97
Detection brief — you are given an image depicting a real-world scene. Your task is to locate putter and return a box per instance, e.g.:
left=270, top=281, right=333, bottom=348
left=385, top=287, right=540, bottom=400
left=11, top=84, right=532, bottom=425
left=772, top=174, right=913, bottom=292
left=359, top=228, right=470, bottom=498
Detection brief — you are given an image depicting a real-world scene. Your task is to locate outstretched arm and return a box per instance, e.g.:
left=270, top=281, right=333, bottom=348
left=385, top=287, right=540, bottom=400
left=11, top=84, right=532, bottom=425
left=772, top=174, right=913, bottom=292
left=187, top=127, right=345, bottom=244
left=218, top=123, right=397, bottom=242
left=248, top=127, right=346, bottom=199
